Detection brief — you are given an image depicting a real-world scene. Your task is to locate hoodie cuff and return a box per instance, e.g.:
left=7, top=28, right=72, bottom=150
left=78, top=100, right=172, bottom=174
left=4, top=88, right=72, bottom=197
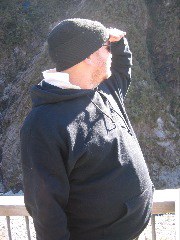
left=111, top=37, right=132, bottom=64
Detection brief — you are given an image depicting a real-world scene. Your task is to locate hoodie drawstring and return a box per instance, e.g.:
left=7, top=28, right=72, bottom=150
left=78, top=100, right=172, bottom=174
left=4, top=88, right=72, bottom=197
left=87, top=91, right=132, bottom=135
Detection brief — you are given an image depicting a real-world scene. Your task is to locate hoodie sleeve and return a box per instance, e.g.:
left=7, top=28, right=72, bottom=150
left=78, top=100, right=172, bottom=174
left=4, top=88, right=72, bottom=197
left=110, top=37, right=132, bottom=99
left=20, top=121, right=70, bottom=240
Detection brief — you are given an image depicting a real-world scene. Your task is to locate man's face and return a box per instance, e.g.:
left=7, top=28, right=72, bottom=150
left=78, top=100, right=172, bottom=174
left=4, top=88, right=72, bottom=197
left=91, top=43, right=112, bottom=86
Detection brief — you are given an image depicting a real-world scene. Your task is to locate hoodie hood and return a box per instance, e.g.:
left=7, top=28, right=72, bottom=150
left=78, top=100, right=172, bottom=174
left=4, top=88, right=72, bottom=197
left=31, top=81, right=95, bottom=108
left=31, top=69, right=97, bottom=108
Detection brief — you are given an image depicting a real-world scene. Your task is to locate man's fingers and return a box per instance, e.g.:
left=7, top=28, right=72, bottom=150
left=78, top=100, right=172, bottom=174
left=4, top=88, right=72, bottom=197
left=108, top=28, right=126, bottom=42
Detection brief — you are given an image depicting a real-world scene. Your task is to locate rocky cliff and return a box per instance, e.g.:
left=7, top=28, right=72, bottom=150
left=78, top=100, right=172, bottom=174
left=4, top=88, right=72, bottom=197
left=0, top=0, right=179, bottom=192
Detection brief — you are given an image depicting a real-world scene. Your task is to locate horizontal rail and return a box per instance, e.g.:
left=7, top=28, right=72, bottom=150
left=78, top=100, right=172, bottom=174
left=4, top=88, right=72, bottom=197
left=0, top=205, right=29, bottom=216
left=0, top=196, right=29, bottom=216
left=152, top=201, right=175, bottom=214
left=0, top=199, right=176, bottom=216
left=0, top=189, right=179, bottom=216
left=151, top=188, right=179, bottom=215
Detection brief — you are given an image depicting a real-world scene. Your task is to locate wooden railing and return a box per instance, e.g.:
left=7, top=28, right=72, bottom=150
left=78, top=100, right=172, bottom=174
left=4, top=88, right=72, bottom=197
left=0, top=189, right=179, bottom=240
left=151, top=189, right=180, bottom=240
left=0, top=195, right=31, bottom=240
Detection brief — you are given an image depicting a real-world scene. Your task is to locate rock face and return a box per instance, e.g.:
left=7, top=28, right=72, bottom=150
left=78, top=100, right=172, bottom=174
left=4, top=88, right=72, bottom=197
left=0, top=0, right=179, bottom=192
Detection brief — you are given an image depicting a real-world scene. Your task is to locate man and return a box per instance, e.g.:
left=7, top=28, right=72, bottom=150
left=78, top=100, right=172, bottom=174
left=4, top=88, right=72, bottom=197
left=20, top=18, right=153, bottom=240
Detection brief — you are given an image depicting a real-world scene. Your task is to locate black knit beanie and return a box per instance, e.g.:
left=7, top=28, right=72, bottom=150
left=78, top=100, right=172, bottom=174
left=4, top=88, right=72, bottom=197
left=48, top=18, right=109, bottom=71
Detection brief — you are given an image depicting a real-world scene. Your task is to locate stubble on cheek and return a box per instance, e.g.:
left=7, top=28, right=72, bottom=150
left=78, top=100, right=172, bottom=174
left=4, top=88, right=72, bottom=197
left=91, top=50, right=112, bottom=86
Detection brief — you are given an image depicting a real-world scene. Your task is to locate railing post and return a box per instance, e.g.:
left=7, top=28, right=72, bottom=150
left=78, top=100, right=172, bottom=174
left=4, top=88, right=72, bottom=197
left=151, top=214, right=156, bottom=240
left=6, top=216, right=12, bottom=240
left=25, top=216, right=31, bottom=240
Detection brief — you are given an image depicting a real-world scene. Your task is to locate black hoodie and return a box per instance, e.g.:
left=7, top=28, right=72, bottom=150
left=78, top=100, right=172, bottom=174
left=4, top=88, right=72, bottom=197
left=20, top=38, right=153, bottom=240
